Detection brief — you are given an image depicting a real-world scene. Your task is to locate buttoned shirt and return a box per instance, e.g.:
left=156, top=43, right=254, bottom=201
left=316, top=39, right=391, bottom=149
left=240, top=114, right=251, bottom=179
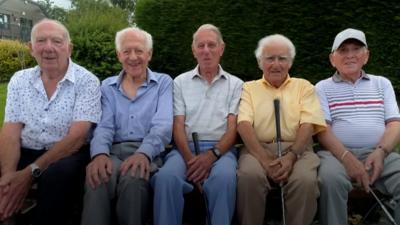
left=316, top=71, right=400, bottom=149
left=5, top=59, right=102, bottom=150
left=90, top=69, right=173, bottom=160
left=174, top=65, right=243, bottom=141
left=238, top=75, right=326, bottom=142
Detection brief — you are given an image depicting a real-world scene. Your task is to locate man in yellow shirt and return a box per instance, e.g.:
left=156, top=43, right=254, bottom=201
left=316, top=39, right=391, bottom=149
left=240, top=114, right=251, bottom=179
left=236, top=34, right=326, bottom=225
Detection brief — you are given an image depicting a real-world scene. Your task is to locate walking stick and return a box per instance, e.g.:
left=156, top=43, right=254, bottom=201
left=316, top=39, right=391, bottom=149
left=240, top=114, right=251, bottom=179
left=369, top=186, right=398, bottom=225
left=192, top=132, right=212, bottom=225
left=274, top=99, right=287, bottom=225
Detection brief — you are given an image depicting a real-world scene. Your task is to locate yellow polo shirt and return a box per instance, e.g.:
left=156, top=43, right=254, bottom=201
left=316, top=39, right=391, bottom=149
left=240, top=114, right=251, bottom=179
left=238, top=75, right=326, bottom=142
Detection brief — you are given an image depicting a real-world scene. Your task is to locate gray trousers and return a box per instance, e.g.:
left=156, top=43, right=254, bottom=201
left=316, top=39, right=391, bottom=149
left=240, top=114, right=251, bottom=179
left=318, top=150, right=400, bottom=225
left=81, top=142, right=150, bottom=225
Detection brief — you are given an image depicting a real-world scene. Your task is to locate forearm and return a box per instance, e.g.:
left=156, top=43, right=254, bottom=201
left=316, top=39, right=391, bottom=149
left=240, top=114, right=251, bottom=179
left=376, top=121, right=400, bottom=153
left=291, top=123, right=314, bottom=154
left=173, top=117, right=192, bottom=162
left=34, top=121, right=91, bottom=171
left=0, top=123, right=22, bottom=174
left=238, top=121, right=273, bottom=164
left=214, top=115, right=237, bottom=154
left=317, top=126, right=349, bottom=160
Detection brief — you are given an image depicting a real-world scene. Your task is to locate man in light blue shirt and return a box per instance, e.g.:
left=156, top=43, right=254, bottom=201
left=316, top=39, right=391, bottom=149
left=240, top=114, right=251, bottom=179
left=152, top=24, right=243, bottom=225
left=81, top=27, right=173, bottom=225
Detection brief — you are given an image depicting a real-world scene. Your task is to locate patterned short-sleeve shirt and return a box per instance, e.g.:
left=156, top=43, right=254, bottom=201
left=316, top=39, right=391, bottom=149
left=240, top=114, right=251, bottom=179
left=5, top=59, right=102, bottom=150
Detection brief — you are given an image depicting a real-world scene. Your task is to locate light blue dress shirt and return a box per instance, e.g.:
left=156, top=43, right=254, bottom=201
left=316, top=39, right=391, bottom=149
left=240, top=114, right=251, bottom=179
left=90, top=69, right=173, bottom=161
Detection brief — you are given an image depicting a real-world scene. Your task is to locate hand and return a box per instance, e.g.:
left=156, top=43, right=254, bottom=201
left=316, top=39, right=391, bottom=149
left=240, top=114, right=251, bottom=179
left=268, top=153, right=296, bottom=183
left=86, top=154, right=112, bottom=189
left=120, top=153, right=150, bottom=181
left=364, top=149, right=385, bottom=185
left=342, top=153, right=370, bottom=192
left=186, top=151, right=214, bottom=183
left=0, top=169, right=32, bottom=220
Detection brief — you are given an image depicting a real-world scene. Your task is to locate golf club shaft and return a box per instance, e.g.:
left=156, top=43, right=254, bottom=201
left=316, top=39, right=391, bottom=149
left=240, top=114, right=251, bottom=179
left=274, top=99, right=286, bottom=225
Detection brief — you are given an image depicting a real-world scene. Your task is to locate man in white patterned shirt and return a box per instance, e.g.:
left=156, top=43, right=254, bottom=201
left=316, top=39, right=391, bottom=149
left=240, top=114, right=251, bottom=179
left=0, top=19, right=101, bottom=225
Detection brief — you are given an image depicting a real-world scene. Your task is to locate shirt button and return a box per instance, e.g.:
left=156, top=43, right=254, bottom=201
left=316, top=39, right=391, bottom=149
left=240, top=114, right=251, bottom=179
left=130, top=115, right=134, bottom=119
left=129, top=132, right=133, bottom=134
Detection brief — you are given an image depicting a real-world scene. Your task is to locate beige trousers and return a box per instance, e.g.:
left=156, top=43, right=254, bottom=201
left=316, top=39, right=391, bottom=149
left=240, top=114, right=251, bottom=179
left=236, top=142, right=320, bottom=225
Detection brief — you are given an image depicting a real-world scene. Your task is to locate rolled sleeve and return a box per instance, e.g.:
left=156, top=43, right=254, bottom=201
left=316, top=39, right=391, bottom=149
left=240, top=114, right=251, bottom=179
left=299, top=83, right=326, bottom=134
left=238, top=82, right=254, bottom=124
left=4, top=74, right=22, bottom=123
left=228, top=79, right=243, bottom=115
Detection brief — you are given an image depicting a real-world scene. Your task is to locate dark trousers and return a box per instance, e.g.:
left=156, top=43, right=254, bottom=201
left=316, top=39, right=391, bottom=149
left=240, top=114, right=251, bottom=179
left=17, top=145, right=90, bottom=225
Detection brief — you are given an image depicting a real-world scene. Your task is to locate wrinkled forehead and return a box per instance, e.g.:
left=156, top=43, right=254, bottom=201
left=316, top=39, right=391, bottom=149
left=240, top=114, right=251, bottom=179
left=32, top=21, right=68, bottom=41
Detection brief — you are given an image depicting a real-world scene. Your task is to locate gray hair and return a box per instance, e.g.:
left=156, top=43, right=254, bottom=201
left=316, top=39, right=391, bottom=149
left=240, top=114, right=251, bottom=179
left=255, top=34, right=296, bottom=67
left=115, top=27, right=153, bottom=52
left=192, top=24, right=224, bottom=45
left=31, top=18, right=71, bottom=44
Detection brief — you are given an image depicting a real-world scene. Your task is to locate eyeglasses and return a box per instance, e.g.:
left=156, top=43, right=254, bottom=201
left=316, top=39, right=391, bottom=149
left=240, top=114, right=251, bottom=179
left=263, top=55, right=290, bottom=64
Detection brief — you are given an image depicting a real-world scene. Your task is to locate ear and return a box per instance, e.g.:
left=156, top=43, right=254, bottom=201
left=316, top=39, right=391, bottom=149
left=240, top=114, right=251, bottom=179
left=148, top=49, right=153, bottom=61
left=116, top=50, right=123, bottom=63
left=28, top=42, right=33, bottom=55
left=220, top=43, right=225, bottom=56
left=329, top=53, right=336, bottom=68
left=68, top=43, right=73, bottom=57
left=364, top=49, right=370, bottom=65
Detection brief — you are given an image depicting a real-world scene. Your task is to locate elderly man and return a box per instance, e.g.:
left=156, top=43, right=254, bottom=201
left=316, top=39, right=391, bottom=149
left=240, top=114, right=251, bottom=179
left=0, top=19, right=101, bottom=225
left=151, top=24, right=243, bottom=225
left=236, top=34, right=326, bottom=225
left=81, top=27, right=173, bottom=225
left=316, top=28, right=400, bottom=225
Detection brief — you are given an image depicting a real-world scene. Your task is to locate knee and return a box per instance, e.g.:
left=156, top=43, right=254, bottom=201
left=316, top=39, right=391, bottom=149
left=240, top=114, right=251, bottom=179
left=152, top=169, right=181, bottom=191
left=289, top=172, right=318, bottom=193
left=237, top=167, right=266, bottom=190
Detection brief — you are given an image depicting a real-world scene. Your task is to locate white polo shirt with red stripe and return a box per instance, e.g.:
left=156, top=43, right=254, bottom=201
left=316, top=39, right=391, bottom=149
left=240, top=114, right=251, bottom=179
left=316, top=71, right=400, bottom=150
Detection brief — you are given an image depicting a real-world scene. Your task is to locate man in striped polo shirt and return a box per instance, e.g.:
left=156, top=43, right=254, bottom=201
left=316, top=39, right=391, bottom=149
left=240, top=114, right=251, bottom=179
left=316, top=28, right=400, bottom=225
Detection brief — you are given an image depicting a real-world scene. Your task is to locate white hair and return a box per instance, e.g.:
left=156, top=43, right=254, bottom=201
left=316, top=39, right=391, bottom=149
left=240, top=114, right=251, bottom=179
left=192, top=24, right=224, bottom=45
left=255, top=34, right=296, bottom=67
left=31, top=18, right=71, bottom=44
left=115, top=26, right=153, bottom=52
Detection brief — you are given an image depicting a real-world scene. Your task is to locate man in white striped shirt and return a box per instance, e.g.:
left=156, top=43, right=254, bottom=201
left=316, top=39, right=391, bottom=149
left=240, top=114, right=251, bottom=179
left=316, top=28, right=400, bottom=225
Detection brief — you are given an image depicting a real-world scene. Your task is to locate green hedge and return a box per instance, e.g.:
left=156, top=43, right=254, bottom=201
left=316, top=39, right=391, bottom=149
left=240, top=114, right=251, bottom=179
left=65, top=0, right=129, bottom=80
left=0, top=40, right=35, bottom=82
left=135, top=0, right=400, bottom=93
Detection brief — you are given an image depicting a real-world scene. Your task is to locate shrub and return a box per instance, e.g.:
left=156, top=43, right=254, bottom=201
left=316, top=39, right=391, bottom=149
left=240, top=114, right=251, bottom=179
left=0, top=40, right=35, bottom=82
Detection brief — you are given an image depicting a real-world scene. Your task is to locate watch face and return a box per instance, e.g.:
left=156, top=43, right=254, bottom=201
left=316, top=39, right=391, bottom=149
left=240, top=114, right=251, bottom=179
left=32, top=168, right=42, bottom=178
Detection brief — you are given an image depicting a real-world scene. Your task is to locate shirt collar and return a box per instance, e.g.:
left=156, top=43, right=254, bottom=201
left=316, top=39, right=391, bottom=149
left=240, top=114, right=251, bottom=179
left=191, top=65, right=227, bottom=80
left=110, top=68, right=156, bottom=88
left=332, top=70, right=370, bottom=83
left=261, top=74, right=291, bottom=88
left=30, top=58, right=75, bottom=84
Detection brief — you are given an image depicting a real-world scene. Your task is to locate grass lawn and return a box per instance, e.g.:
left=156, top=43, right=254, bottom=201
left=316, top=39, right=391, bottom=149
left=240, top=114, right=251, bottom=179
left=0, top=83, right=7, bottom=126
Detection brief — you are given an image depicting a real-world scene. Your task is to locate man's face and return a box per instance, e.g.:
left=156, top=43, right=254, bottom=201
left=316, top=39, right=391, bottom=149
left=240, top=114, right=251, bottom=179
left=117, top=31, right=152, bottom=79
left=330, top=40, right=369, bottom=79
left=260, top=41, right=291, bottom=87
left=29, top=21, right=72, bottom=73
left=192, top=29, right=224, bottom=69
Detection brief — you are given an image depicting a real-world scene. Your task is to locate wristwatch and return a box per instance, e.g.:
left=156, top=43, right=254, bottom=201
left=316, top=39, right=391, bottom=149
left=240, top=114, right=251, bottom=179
left=30, top=163, right=42, bottom=179
left=210, top=147, right=222, bottom=159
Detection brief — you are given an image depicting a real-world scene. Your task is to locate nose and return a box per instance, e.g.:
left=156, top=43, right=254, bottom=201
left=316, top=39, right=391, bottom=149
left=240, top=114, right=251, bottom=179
left=128, top=51, right=138, bottom=60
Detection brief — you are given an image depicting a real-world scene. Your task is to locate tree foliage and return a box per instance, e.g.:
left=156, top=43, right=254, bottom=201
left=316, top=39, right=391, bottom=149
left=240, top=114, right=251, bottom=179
left=135, top=0, right=400, bottom=93
left=35, top=0, right=67, bottom=22
left=65, top=0, right=129, bottom=80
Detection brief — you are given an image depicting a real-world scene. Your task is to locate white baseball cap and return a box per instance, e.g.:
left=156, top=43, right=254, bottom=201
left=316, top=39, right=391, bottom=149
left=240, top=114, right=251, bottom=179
left=331, top=28, right=367, bottom=52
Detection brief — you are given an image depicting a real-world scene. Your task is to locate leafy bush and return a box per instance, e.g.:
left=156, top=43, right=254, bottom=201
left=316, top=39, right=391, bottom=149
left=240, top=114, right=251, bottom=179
left=65, top=0, right=129, bottom=80
left=0, top=40, right=35, bottom=82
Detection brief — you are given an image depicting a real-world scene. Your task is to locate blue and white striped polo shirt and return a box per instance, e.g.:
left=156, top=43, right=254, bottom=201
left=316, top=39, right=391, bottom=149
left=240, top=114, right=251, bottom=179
left=316, top=71, right=400, bottom=150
